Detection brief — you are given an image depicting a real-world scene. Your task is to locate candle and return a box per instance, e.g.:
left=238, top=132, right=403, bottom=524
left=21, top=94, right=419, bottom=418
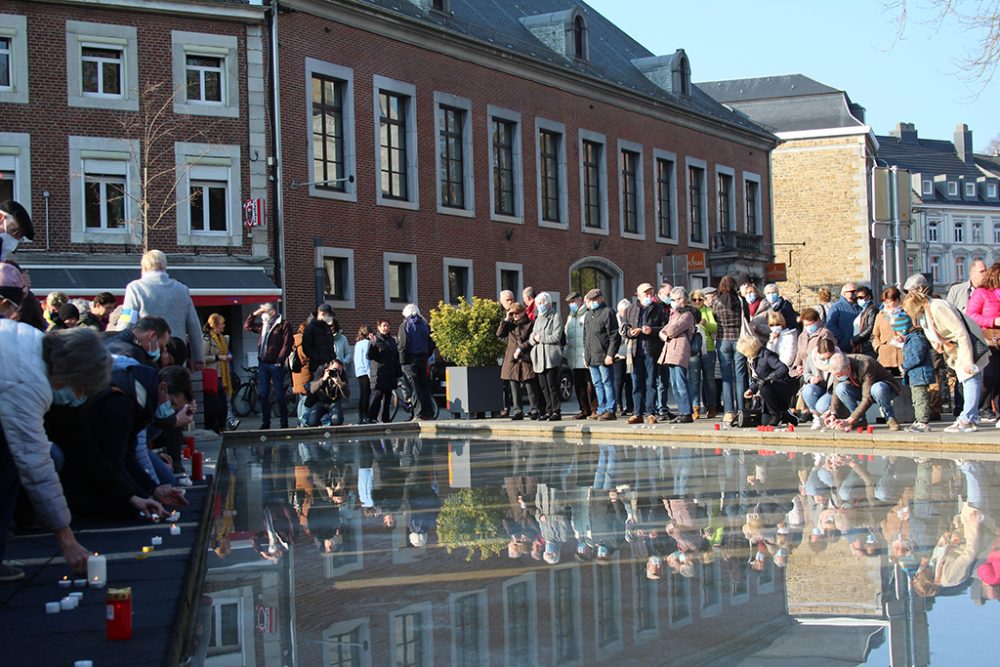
left=168, top=511, right=181, bottom=522
left=74, top=661, right=94, bottom=667
left=73, top=579, right=87, bottom=588
left=87, top=553, right=107, bottom=588
left=70, top=592, right=84, bottom=600
left=45, top=602, right=61, bottom=614
left=151, top=536, right=163, bottom=546
left=142, top=545, right=154, bottom=554
left=60, top=597, right=75, bottom=611
left=170, top=524, right=181, bottom=536
left=58, top=577, right=71, bottom=588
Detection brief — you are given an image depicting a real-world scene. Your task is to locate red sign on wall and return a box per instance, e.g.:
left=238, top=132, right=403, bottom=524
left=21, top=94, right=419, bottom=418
left=243, top=198, right=266, bottom=229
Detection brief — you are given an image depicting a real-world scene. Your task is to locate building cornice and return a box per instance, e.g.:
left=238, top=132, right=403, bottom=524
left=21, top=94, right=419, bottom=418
left=776, top=126, right=879, bottom=151
left=282, top=0, right=777, bottom=152
left=917, top=203, right=1000, bottom=214
left=33, top=0, right=266, bottom=22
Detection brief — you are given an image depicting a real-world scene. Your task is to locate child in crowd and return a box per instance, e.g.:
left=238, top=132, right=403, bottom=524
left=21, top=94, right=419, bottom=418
left=901, top=320, right=934, bottom=433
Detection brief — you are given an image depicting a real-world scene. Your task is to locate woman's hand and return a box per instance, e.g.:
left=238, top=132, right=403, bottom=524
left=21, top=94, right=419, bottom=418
left=130, top=495, right=166, bottom=518
left=743, top=390, right=753, bottom=399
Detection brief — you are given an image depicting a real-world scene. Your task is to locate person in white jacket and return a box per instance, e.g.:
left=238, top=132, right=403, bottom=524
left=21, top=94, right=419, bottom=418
left=765, top=310, right=798, bottom=368
left=0, top=309, right=110, bottom=580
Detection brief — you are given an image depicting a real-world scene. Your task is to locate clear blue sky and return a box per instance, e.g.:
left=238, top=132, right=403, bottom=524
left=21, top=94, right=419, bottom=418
left=587, top=0, right=998, bottom=149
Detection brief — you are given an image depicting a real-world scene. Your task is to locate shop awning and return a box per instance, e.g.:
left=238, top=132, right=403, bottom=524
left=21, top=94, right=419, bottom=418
left=22, top=265, right=282, bottom=307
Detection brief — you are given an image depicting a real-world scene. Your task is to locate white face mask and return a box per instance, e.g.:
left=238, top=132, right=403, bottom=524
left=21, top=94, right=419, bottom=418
left=261, top=313, right=271, bottom=325
left=323, top=315, right=334, bottom=325
left=0, top=232, right=18, bottom=260
left=770, top=325, right=782, bottom=334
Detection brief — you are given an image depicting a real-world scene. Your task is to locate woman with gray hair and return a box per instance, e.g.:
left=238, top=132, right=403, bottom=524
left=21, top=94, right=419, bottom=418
left=613, top=298, right=634, bottom=415
left=529, top=292, right=564, bottom=420
left=657, top=287, right=694, bottom=423
left=0, top=325, right=110, bottom=580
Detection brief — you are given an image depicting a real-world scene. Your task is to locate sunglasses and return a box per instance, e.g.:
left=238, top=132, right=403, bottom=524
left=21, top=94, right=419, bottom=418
left=692, top=298, right=704, bottom=302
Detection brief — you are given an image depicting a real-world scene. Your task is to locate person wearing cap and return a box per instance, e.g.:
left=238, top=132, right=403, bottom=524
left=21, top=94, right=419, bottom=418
left=826, top=282, right=861, bottom=353
left=623, top=282, right=668, bottom=424
left=0, top=200, right=34, bottom=261
left=302, top=304, right=338, bottom=374
left=563, top=291, right=596, bottom=419
left=582, top=288, right=620, bottom=420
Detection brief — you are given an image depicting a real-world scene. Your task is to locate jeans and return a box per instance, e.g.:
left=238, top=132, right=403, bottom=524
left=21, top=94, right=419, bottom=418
left=588, top=365, right=614, bottom=414
left=960, top=461, right=986, bottom=509
left=402, top=356, right=435, bottom=419
left=258, top=362, right=288, bottom=428
left=656, top=363, right=671, bottom=415
left=631, top=353, right=657, bottom=417
left=717, top=339, right=738, bottom=415
left=594, top=444, right=618, bottom=490
left=801, top=382, right=832, bottom=414
left=668, top=364, right=692, bottom=415
left=689, top=351, right=717, bottom=409
left=734, top=350, right=748, bottom=412
left=960, top=374, right=982, bottom=424
left=304, top=399, right=344, bottom=427
left=833, top=380, right=897, bottom=420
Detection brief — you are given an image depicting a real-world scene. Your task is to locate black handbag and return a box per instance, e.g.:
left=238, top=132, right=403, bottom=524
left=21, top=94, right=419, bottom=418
left=734, top=395, right=762, bottom=428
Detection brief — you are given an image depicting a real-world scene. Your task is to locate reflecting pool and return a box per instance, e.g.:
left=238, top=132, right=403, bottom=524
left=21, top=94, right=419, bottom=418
left=194, top=437, right=1000, bottom=666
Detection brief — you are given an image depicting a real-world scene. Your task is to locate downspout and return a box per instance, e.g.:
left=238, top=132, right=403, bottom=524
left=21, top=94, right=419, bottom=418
left=267, top=0, right=287, bottom=316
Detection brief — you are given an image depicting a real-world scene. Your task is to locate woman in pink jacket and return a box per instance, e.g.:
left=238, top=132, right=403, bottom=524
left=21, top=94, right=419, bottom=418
left=658, top=287, right=695, bottom=423
left=966, top=261, right=1000, bottom=422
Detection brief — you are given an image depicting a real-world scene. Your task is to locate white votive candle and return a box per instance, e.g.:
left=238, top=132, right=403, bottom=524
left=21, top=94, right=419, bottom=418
left=73, top=579, right=87, bottom=588
left=69, top=591, right=83, bottom=600
left=168, top=511, right=180, bottom=522
left=74, top=661, right=94, bottom=667
left=45, top=601, right=61, bottom=614
left=60, top=597, right=75, bottom=611
left=151, top=536, right=163, bottom=546
left=58, top=577, right=71, bottom=588
left=87, top=553, right=107, bottom=588
left=170, top=523, right=181, bottom=536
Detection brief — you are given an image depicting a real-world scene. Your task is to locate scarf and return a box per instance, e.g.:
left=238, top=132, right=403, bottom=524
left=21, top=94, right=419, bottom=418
left=210, top=330, right=232, bottom=396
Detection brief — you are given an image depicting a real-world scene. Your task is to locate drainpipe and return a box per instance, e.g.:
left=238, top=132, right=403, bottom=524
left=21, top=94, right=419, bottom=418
left=267, top=0, right=287, bottom=316
left=43, top=190, right=50, bottom=251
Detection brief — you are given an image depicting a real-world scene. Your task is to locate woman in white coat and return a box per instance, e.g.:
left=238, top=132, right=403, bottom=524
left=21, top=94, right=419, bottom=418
left=530, top=292, right=564, bottom=421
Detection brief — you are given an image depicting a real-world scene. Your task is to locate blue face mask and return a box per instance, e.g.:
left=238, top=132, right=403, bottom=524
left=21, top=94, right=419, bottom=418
left=806, top=323, right=819, bottom=335
left=663, top=297, right=672, bottom=307
left=588, top=301, right=599, bottom=311
left=766, top=292, right=779, bottom=303
left=746, top=292, right=757, bottom=304
left=537, top=303, right=549, bottom=315
left=836, top=374, right=849, bottom=383
left=640, top=296, right=653, bottom=307
left=569, top=303, right=579, bottom=314
left=52, top=386, right=86, bottom=408
left=857, top=299, right=868, bottom=309
left=156, top=400, right=174, bottom=419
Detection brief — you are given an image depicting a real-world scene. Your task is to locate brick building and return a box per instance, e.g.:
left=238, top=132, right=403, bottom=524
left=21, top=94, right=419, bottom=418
left=0, top=0, right=276, bottom=365
left=699, top=75, right=880, bottom=311
left=274, top=0, right=776, bottom=333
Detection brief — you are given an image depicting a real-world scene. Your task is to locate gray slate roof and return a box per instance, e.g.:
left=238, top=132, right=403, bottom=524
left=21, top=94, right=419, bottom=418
left=878, top=135, right=1000, bottom=206
left=696, top=74, right=865, bottom=133
left=976, top=153, right=1000, bottom=178
left=355, top=0, right=773, bottom=140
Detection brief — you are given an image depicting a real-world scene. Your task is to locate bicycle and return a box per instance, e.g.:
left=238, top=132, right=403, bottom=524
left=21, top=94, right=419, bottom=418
left=232, top=365, right=296, bottom=418
left=390, top=372, right=441, bottom=421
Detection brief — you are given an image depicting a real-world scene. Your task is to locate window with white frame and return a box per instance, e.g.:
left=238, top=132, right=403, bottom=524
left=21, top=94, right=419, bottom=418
left=0, top=132, right=31, bottom=211
left=185, top=54, right=223, bottom=103
left=716, top=167, right=735, bottom=233
left=174, top=142, right=241, bottom=247
left=618, top=140, right=644, bottom=238
left=955, top=255, right=966, bottom=282
left=930, top=256, right=941, bottom=284
left=316, top=246, right=355, bottom=309
left=67, top=21, right=138, bottom=111
left=306, top=60, right=356, bottom=202
left=965, top=182, right=977, bottom=198
left=503, top=575, right=537, bottom=667
left=551, top=567, right=581, bottom=662
left=686, top=158, right=708, bottom=245
left=669, top=570, right=692, bottom=627
left=654, top=152, right=677, bottom=241
left=988, top=182, right=998, bottom=198
left=927, top=219, right=939, bottom=242
left=973, top=221, right=983, bottom=243
left=488, top=106, right=523, bottom=223
left=451, top=591, right=487, bottom=667
left=995, top=223, right=1000, bottom=244
left=384, top=252, right=417, bottom=310
left=922, top=180, right=933, bottom=196
left=954, top=220, right=965, bottom=243
left=373, top=76, right=418, bottom=209
left=322, top=619, right=371, bottom=667
left=579, top=130, right=608, bottom=233
left=536, top=118, right=568, bottom=228
left=434, top=92, right=473, bottom=216
left=744, top=174, right=761, bottom=235
left=69, top=136, right=140, bottom=244
left=595, top=559, right=622, bottom=653
left=171, top=32, right=239, bottom=117
left=390, top=603, right=433, bottom=667
left=0, top=14, right=28, bottom=105
left=443, top=258, right=473, bottom=305
left=207, top=597, right=241, bottom=657
left=947, top=181, right=958, bottom=196
left=496, top=262, right=523, bottom=298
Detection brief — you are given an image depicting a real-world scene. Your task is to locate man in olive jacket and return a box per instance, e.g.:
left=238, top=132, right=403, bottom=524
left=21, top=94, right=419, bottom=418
left=582, top=289, right=621, bottom=420
left=824, top=352, right=902, bottom=431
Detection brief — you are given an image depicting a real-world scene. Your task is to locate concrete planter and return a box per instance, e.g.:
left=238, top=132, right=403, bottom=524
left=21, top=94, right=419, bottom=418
left=445, top=366, right=503, bottom=417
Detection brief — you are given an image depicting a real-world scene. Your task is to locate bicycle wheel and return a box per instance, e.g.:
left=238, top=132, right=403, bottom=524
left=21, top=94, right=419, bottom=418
left=389, top=387, right=402, bottom=421
left=232, top=382, right=257, bottom=418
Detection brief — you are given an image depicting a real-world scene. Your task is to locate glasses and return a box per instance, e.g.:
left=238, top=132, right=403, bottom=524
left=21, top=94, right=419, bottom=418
left=692, top=298, right=704, bottom=302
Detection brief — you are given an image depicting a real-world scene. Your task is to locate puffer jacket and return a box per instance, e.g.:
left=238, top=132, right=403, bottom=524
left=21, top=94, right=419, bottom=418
left=0, top=319, right=70, bottom=531
left=657, top=308, right=694, bottom=367
left=902, top=329, right=935, bottom=386
left=529, top=310, right=563, bottom=372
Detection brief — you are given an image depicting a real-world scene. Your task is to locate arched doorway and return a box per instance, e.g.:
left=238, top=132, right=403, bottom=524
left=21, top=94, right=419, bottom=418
left=569, top=257, right=622, bottom=305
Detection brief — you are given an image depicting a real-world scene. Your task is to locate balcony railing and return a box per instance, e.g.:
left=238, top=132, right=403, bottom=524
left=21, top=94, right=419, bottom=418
left=711, top=231, right=764, bottom=255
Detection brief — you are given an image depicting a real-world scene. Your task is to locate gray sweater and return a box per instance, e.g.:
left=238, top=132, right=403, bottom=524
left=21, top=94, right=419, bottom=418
left=123, top=271, right=204, bottom=364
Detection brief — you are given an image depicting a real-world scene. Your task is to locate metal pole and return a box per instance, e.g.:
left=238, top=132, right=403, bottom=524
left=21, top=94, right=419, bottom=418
left=268, top=0, right=287, bottom=317
left=891, top=167, right=904, bottom=288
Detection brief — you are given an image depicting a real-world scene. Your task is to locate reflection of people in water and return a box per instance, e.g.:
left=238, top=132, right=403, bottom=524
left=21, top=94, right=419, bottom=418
left=534, top=483, right=572, bottom=565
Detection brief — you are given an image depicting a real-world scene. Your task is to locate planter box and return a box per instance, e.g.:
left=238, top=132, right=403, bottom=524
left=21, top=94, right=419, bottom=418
left=445, top=366, right=503, bottom=417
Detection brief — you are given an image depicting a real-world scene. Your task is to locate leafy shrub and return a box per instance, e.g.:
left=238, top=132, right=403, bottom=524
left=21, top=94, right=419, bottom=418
left=429, top=297, right=506, bottom=367
left=436, top=487, right=507, bottom=561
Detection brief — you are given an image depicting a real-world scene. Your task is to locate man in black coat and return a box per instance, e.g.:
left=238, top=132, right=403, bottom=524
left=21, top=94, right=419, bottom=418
left=622, top=283, right=668, bottom=424
left=582, top=289, right=621, bottom=420
left=302, top=304, right=338, bottom=374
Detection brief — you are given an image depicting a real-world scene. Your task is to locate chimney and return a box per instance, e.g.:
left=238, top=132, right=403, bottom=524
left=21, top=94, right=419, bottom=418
left=954, top=123, right=973, bottom=163
left=889, top=122, right=918, bottom=143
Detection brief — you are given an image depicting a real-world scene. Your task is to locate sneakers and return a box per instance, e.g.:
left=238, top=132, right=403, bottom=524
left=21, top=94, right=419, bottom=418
left=907, top=422, right=930, bottom=433
left=174, top=474, right=193, bottom=487
left=944, top=419, right=977, bottom=433
left=722, top=412, right=735, bottom=425
left=810, top=417, right=826, bottom=431
left=0, top=561, right=25, bottom=582
left=887, top=418, right=901, bottom=431
left=225, top=417, right=240, bottom=431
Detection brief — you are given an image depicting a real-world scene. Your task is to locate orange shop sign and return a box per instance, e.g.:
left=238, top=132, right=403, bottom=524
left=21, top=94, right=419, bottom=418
left=687, top=251, right=706, bottom=272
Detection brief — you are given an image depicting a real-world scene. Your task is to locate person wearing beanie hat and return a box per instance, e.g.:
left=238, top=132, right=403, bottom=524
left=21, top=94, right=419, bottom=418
left=0, top=200, right=33, bottom=261
left=56, top=303, right=80, bottom=329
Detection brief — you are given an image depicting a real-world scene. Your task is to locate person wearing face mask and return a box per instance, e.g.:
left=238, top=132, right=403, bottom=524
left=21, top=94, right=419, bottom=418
left=850, top=286, right=878, bottom=358
left=762, top=284, right=799, bottom=332
left=791, top=308, right=837, bottom=381
left=563, top=292, right=596, bottom=419
left=820, top=352, right=902, bottom=432
left=244, top=303, right=293, bottom=430
left=529, top=293, right=564, bottom=421
left=303, top=304, right=338, bottom=374
left=0, top=200, right=33, bottom=262
left=106, top=315, right=171, bottom=367
left=0, top=325, right=106, bottom=581
left=623, top=282, right=668, bottom=424
left=712, top=275, right=745, bottom=424
left=582, top=289, right=620, bottom=421
left=871, top=287, right=905, bottom=375
left=826, top=282, right=861, bottom=353
left=740, top=334, right=799, bottom=427
left=765, top=311, right=798, bottom=368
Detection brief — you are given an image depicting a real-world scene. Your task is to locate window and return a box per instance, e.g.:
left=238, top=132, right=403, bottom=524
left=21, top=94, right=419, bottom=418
left=374, top=76, right=418, bottom=208
left=0, top=132, right=31, bottom=211
left=927, top=220, right=939, bottom=242
left=174, top=142, right=242, bottom=247
left=536, top=118, right=568, bottom=228
left=326, top=627, right=363, bottom=667
left=552, top=568, right=580, bottom=662
left=390, top=604, right=432, bottom=667
left=744, top=175, right=761, bottom=235
left=701, top=559, right=722, bottom=616
left=669, top=572, right=691, bottom=626
left=579, top=130, right=608, bottom=233
left=687, top=161, right=707, bottom=244
left=637, top=573, right=657, bottom=634
left=922, top=180, right=933, bottom=196
left=306, top=60, right=356, bottom=201
left=185, top=54, right=222, bottom=103
left=955, top=255, right=966, bottom=282
left=930, top=256, right=941, bottom=284
left=451, top=592, right=486, bottom=667
left=595, top=560, right=621, bottom=650
left=440, top=106, right=465, bottom=208
left=488, top=107, right=522, bottom=222
left=70, top=136, right=140, bottom=244
left=994, top=223, right=1000, bottom=244
left=716, top=169, right=734, bottom=232
left=316, top=247, right=355, bottom=309
left=973, top=222, right=983, bottom=243
left=573, top=14, right=587, bottom=60
left=947, top=181, right=958, bottom=196
left=954, top=221, right=965, bottom=243
left=0, top=170, right=11, bottom=203
left=504, top=579, right=534, bottom=667
left=965, top=182, right=976, bottom=197
left=384, top=253, right=417, bottom=310
left=67, top=22, right=138, bottom=111
left=496, top=262, right=523, bottom=298
left=171, top=32, right=239, bottom=116
left=655, top=154, right=676, bottom=240
left=618, top=142, right=644, bottom=238
left=0, top=15, right=26, bottom=104
left=444, top=258, right=473, bottom=305
left=208, top=598, right=241, bottom=656
left=988, top=182, right=998, bottom=198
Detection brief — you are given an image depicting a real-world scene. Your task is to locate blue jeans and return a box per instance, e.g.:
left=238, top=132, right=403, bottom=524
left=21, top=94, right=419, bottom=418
left=631, top=353, right=657, bottom=417
left=589, top=365, right=614, bottom=414
left=688, top=351, right=716, bottom=409
left=656, top=363, right=671, bottom=415
left=594, top=444, right=618, bottom=490
left=258, top=362, right=288, bottom=427
left=734, top=349, right=748, bottom=412
left=960, top=374, right=982, bottom=424
left=304, top=399, right=344, bottom=427
left=801, top=382, right=832, bottom=414
left=717, top=340, right=738, bottom=415
left=833, top=380, right=896, bottom=420
left=668, top=364, right=692, bottom=415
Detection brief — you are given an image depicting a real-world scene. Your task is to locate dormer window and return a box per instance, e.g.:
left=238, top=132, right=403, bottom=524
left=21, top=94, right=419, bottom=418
left=671, top=50, right=691, bottom=97
left=922, top=180, right=933, bottom=196
left=520, top=9, right=588, bottom=63
left=988, top=182, right=998, bottom=198
left=965, top=182, right=976, bottom=197
left=947, top=181, right=958, bottom=196
left=573, top=15, right=587, bottom=60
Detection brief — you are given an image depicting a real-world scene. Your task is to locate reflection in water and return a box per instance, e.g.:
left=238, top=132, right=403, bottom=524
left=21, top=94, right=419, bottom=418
left=192, top=438, right=1000, bottom=666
